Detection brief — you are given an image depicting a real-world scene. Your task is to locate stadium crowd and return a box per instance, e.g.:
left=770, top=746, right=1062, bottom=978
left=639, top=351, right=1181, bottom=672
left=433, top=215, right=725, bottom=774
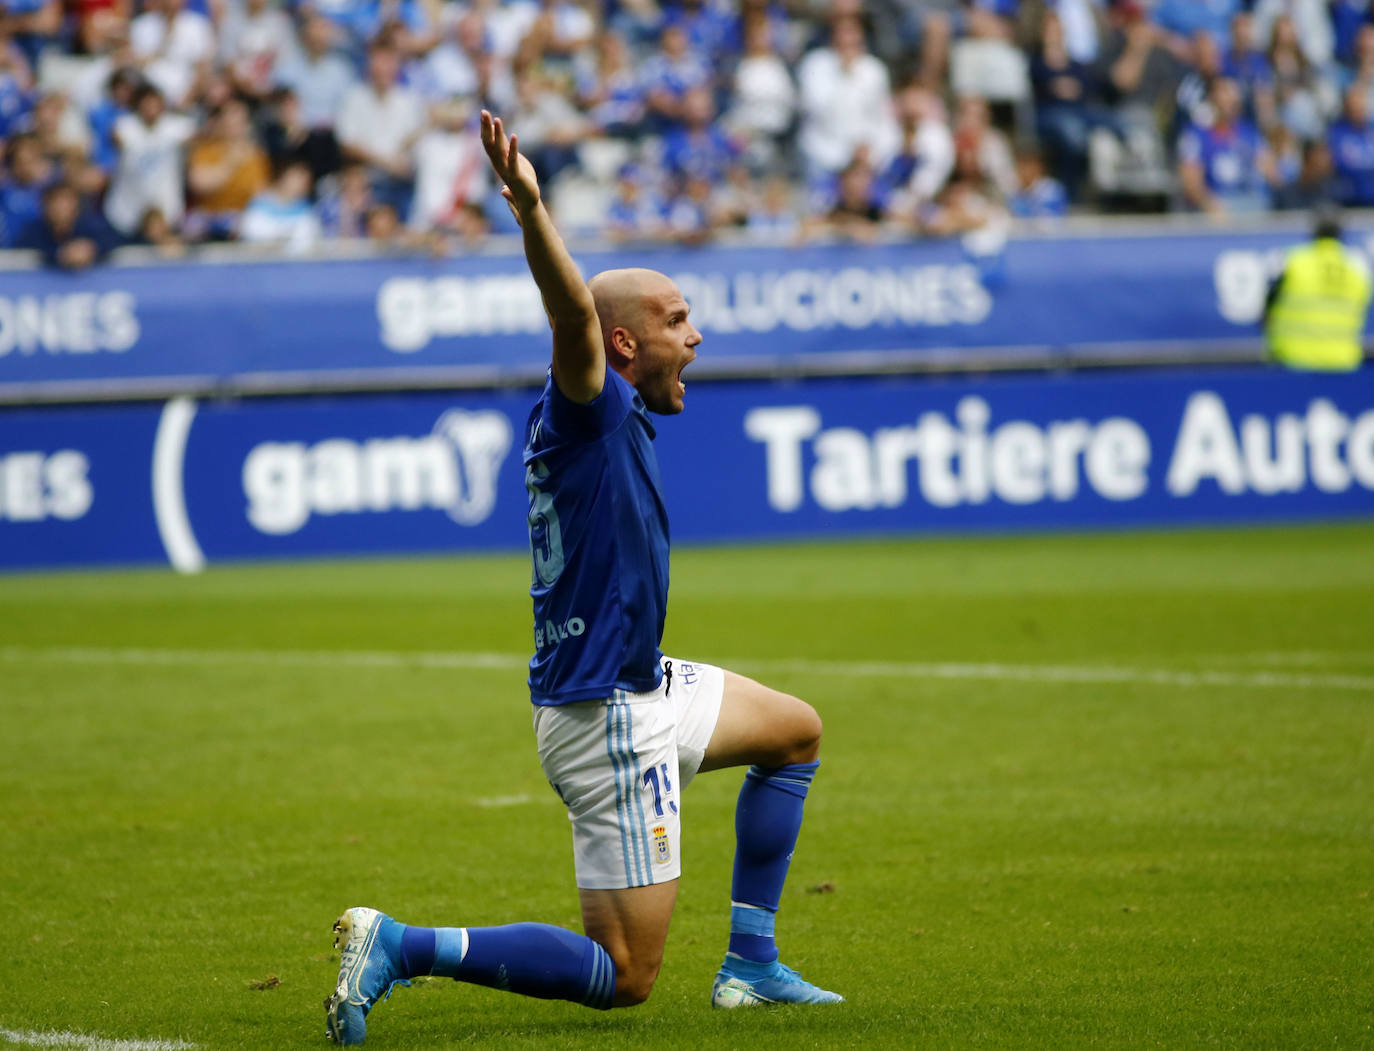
left=2, top=0, right=1374, bottom=265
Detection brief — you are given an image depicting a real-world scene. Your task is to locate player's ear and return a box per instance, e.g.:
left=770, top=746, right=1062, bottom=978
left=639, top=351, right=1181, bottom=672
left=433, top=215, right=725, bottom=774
left=608, top=326, right=636, bottom=363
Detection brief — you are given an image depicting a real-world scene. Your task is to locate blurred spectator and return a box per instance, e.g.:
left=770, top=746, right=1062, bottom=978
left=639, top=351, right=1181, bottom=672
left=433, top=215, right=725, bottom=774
left=1341, top=22, right=1374, bottom=108
left=1250, top=0, right=1333, bottom=70
left=410, top=98, right=491, bottom=237
left=604, top=161, right=666, bottom=242
left=1331, top=0, right=1369, bottom=66
left=880, top=83, right=954, bottom=219
left=1032, top=8, right=1115, bottom=199
left=517, top=0, right=596, bottom=76
left=924, top=174, right=1009, bottom=237
left=14, top=180, right=117, bottom=268
left=1008, top=145, right=1068, bottom=218
left=29, top=92, right=93, bottom=173
left=1054, top=0, right=1102, bottom=64
left=663, top=170, right=715, bottom=245
left=85, top=66, right=140, bottom=179
left=129, top=0, right=215, bottom=109
left=335, top=38, right=424, bottom=211
left=1150, top=0, right=1239, bottom=58
left=1328, top=83, right=1374, bottom=206
left=608, top=0, right=663, bottom=51
left=185, top=95, right=270, bottom=238
left=260, top=86, right=341, bottom=183
left=723, top=12, right=795, bottom=171
left=1273, top=136, right=1336, bottom=210
left=509, top=67, right=590, bottom=184
left=1223, top=11, right=1277, bottom=130
left=419, top=7, right=487, bottom=101
left=0, top=25, right=33, bottom=138
left=1175, top=29, right=1226, bottom=132
left=796, top=14, right=900, bottom=178
left=104, top=81, right=194, bottom=237
left=1099, top=2, right=1181, bottom=115
left=640, top=21, right=712, bottom=130
left=663, top=85, right=738, bottom=185
left=218, top=0, right=300, bottom=104
left=1267, top=14, right=1336, bottom=142
left=364, top=200, right=408, bottom=247
left=0, top=131, right=54, bottom=245
left=134, top=205, right=187, bottom=256
left=274, top=13, right=356, bottom=133
left=575, top=29, right=645, bottom=138
left=315, top=161, right=374, bottom=238
left=952, top=94, right=1016, bottom=198
left=240, top=159, right=319, bottom=251
left=0, top=0, right=60, bottom=68
left=1177, top=76, right=1275, bottom=215
left=664, top=0, right=740, bottom=66
left=806, top=152, right=885, bottom=242
left=746, top=170, right=800, bottom=239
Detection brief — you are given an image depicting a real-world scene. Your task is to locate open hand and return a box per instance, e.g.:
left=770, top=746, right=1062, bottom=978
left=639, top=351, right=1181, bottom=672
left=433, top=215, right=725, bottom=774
left=480, top=109, right=541, bottom=218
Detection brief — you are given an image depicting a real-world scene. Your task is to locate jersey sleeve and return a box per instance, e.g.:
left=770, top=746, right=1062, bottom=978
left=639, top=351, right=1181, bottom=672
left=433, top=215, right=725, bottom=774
left=544, top=366, right=636, bottom=442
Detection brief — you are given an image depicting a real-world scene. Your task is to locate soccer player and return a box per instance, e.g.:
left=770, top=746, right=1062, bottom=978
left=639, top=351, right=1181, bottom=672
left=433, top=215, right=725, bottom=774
left=324, top=111, right=842, bottom=1046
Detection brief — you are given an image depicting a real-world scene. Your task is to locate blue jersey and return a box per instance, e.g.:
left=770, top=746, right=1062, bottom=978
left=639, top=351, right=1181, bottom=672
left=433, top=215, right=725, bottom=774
left=524, top=367, right=670, bottom=705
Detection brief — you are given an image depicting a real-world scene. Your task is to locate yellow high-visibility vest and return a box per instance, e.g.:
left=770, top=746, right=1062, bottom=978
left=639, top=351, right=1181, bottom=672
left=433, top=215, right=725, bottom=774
left=1266, top=237, right=1371, bottom=372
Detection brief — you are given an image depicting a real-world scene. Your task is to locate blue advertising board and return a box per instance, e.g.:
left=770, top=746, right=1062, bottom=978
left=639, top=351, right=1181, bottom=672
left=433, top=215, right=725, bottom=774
left=2, top=366, right=1371, bottom=571
left=1, top=226, right=1368, bottom=400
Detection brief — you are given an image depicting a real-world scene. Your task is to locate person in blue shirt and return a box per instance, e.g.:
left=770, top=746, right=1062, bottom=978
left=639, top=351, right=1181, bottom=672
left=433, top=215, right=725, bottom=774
left=1329, top=83, right=1374, bottom=207
left=323, top=110, right=842, bottom=1047
left=15, top=180, right=118, bottom=268
left=1177, top=76, right=1275, bottom=216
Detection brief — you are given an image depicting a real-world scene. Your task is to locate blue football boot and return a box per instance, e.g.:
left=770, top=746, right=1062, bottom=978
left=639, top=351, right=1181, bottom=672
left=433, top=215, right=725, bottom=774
left=711, top=952, right=844, bottom=1008
left=324, top=907, right=410, bottom=1045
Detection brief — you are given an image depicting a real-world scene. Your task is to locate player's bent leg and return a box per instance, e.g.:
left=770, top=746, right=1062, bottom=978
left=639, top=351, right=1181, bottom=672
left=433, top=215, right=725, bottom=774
left=698, top=671, right=821, bottom=773
left=696, top=670, right=843, bottom=1008
left=579, top=880, right=679, bottom=1006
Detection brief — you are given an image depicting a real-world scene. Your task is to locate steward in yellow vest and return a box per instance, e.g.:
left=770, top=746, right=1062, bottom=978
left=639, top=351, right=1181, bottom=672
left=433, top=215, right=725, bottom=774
left=1264, top=207, right=1371, bottom=371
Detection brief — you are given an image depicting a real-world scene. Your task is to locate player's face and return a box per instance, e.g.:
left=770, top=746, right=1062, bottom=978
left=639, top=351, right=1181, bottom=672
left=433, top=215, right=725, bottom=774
left=635, top=287, right=700, bottom=415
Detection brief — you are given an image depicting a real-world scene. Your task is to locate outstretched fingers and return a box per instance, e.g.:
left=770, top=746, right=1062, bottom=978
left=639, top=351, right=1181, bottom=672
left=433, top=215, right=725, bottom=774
left=480, top=109, right=510, bottom=176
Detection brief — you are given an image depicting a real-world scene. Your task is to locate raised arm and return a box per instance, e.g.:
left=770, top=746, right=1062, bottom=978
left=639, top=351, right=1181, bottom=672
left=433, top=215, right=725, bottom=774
left=480, top=110, right=605, bottom=404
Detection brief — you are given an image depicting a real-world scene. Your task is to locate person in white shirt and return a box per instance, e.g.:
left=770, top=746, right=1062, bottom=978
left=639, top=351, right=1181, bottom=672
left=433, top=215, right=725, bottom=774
left=104, top=81, right=196, bottom=236
left=273, top=13, right=357, bottom=132
left=129, top=0, right=215, bottom=108
left=218, top=0, right=301, bottom=103
left=409, top=99, right=492, bottom=235
left=335, top=38, right=426, bottom=208
left=725, top=15, right=796, bottom=168
left=795, top=14, right=900, bottom=178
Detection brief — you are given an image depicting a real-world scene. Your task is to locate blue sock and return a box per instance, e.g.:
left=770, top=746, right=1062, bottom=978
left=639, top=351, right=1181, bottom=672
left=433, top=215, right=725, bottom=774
left=729, top=761, right=819, bottom=963
left=399, top=922, right=616, bottom=1010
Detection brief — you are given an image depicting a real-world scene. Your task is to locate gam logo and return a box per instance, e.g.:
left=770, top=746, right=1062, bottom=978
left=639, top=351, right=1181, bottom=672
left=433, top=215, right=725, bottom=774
left=242, top=409, right=513, bottom=535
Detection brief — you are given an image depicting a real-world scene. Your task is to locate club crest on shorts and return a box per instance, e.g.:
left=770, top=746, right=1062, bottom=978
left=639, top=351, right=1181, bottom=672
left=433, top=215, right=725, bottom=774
left=653, top=825, right=670, bottom=864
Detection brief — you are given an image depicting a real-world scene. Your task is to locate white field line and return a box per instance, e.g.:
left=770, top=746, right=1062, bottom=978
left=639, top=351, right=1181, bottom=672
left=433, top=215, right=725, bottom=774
left=2, top=645, right=1374, bottom=694
left=0, top=1029, right=194, bottom=1051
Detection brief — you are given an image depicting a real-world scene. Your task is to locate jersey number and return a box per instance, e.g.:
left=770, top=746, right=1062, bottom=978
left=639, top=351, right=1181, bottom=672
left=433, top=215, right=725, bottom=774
left=525, top=459, right=565, bottom=587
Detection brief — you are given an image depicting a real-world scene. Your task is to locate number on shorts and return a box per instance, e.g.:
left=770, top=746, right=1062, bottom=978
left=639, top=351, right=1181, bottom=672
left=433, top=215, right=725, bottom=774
left=642, top=763, right=675, bottom=817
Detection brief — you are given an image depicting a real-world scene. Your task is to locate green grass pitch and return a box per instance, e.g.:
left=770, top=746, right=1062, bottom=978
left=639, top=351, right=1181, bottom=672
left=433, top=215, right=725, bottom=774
left=2, top=523, right=1372, bottom=1049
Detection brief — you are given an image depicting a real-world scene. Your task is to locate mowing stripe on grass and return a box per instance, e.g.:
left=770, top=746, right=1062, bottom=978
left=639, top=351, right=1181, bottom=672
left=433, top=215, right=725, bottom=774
left=0, top=1028, right=195, bottom=1051
left=3, top=644, right=1374, bottom=693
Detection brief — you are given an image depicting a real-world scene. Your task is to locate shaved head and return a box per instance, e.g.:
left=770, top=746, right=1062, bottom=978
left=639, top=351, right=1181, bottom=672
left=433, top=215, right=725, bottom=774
left=587, top=267, right=700, bottom=415
left=588, top=267, right=678, bottom=343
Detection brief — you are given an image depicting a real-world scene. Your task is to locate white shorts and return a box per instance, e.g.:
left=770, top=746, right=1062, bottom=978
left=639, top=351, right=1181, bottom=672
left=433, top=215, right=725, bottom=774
left=532, top=656, right=725, bottom=890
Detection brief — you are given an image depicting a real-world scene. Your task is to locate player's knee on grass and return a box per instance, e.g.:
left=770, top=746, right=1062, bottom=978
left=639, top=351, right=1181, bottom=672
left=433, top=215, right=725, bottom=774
left=610, top=954, right=663, bottom=1007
